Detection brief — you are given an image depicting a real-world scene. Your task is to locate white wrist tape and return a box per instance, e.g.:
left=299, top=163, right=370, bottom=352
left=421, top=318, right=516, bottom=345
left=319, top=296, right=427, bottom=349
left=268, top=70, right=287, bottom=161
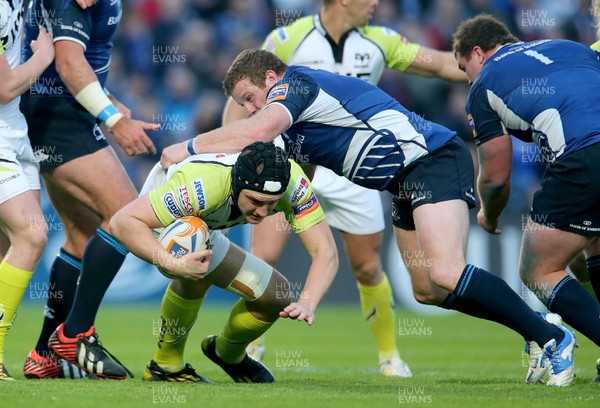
left=74, top=81, right=123, bottom=128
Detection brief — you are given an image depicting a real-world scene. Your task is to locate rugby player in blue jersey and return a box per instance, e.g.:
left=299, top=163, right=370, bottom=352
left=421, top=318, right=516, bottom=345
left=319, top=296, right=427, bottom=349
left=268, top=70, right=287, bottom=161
left=161, top=48, right=577, bottom=386
left=453, top=13, right=600, bottom=384
left=20, top=0, right=158, bottom=379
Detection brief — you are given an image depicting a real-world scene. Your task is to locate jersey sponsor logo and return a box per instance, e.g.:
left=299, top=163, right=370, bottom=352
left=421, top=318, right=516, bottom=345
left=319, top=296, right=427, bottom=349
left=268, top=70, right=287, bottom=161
left=163, top=192, right=184, bottom=218
left=107, top=16, right=120, bottom=26
left=293, top=192, right=319, bottom=219
left=192, top=178, right=207, bottom=210
left=267, top=84, right=289, bottom=103
left=382, top=27, right=399, bottom=37
left=177, top=185, right=194, bottom=215
left=467, top=114, right=477, bottom=138
left=276, top=27, right=288, bottom=42
left=263, top=33, right=277, bottom=52
left=289, top=176, right=309, bottom=204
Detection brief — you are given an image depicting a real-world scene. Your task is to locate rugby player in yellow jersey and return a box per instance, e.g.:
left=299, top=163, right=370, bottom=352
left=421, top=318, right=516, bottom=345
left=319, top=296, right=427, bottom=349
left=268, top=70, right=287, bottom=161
left=110, top=142, right=338, bottom=382
left=222, top=0, right=467, bottom=377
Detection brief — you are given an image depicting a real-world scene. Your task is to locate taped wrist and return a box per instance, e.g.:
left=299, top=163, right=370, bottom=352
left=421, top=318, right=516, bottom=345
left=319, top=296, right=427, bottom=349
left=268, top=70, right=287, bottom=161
left=74, top=81, right=123, bottom=128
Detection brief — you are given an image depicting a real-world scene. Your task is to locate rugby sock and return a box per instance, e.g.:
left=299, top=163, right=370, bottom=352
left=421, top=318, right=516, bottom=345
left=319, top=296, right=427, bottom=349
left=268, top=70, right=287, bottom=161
left=586, top=255, right=600, bottom=301
left=454, top=265, right=563, bottom=347
left=440, top=294, right=527, bottom=339
left=357, top=273, right=399, bottom=360
left=64, top=229, right=128, bottom=337
left=153, top=284, right=203, bottom=372
left=548, top=275, right=600, bottom=346
left=0, top=261, right=33, bottom=363
left=34, top=249, right=81, bottom=355
left=216, top=299, right=273, bottom=364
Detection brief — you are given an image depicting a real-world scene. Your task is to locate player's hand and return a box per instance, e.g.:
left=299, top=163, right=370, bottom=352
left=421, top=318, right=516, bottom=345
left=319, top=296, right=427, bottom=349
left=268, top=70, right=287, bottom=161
left=167, top=250, right=212, bottom=281
left=160, top=140, right=191, bottom=169
left=477, top=209, right=501, bottom=235
left=108, top=94, right=132, bottom=118
left=109, top=117, right=159, bottom=156
left=30, top=26, right=54, bottom=66
left=280, top=302, right=315, bottom=326
left=75, top=0, right=97, bottom=9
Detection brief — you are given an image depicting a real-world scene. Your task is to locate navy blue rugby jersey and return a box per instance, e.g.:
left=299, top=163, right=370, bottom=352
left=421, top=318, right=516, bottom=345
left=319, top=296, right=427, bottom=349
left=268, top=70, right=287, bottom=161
left=265, top=66, right=457, bottom=192
left=22, top=0, right=121, bottom=97
left=466, top=39, right=600, bottom=161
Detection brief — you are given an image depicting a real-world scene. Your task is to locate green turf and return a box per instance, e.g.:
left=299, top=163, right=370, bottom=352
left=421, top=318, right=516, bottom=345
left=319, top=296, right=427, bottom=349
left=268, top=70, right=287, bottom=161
left=1, top=303, right=598, bottom=407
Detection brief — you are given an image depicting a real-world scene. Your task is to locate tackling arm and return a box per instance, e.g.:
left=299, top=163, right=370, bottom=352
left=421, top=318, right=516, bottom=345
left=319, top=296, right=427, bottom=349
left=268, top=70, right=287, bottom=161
left=160, top=104, right=291, bottom=168
left=279, top=220, right=338, bottom=325
left=476, top=134, right=513, bottom=234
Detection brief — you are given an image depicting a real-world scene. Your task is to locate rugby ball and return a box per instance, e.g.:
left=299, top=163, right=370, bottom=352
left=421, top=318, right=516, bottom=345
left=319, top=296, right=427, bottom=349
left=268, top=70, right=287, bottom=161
left=157, top=216, right=210, bottom=278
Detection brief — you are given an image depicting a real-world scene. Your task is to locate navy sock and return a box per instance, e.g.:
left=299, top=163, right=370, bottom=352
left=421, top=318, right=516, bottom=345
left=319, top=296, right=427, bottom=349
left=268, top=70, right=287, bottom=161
left=548, top=275, right=600, bottom=346
left=440, top=293, right=529, bottom=340
left=63, top=229, right=128, bottom=337
left=34, top=249, right=82, bottom=355
left=454, top=265, right=563, bottom=347
left=586, top=255, right=600, bottom=301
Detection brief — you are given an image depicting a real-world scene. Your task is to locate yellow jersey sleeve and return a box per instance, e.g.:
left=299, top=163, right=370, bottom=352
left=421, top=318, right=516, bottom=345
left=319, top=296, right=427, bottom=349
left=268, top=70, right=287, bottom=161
left=591, top=41, right=600, bottom=52
left=148, top=163, right=230, bottom=227
left=360, top=25, right=421, bottom=72
left=277, top=161, right=325, bottom=234
left=262, top=16, right=314, bottom=63
left=0, top=42, right=4, bottom=56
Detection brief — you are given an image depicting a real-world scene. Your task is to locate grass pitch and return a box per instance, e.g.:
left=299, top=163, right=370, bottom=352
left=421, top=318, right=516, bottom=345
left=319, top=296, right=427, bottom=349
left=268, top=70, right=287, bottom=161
left=1, top=302, right=597, bottom=407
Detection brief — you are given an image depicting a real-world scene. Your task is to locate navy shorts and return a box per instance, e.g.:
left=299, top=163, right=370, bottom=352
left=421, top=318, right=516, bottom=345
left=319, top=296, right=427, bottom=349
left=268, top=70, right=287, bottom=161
left=531, top=142, right=600, bottom=236
left=391, top=136, right=476, bottom=230
left=21, top=93, right=109, bottom=172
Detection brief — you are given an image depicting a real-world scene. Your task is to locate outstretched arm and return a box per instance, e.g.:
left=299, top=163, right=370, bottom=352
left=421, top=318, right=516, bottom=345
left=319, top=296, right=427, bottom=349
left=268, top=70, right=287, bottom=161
left=405, top=47, right=468, bottom=82
left=280, top=220, right=338, bottom=325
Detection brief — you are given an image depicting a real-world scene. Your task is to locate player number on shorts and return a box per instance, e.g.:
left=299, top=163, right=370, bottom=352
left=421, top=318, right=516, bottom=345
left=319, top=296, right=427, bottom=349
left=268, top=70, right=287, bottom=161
left=524, top=50, right=554, bottom=65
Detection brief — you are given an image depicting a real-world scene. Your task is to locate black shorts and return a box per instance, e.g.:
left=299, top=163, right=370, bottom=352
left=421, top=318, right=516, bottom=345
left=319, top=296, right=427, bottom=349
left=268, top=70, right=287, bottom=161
left=531, top=142, right=600, bottom=236
left=391, top=136, right=476, bottom=230
left=21, top=93, right=109, bottom=172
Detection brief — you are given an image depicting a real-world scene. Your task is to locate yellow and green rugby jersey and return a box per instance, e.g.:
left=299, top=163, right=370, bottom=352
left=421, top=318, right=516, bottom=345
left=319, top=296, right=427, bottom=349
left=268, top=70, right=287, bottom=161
left=591, top=41, right=600, bottom=52
left=262, top=14, right=421, bottom=84
left=149, top=153, right=324, bottom=233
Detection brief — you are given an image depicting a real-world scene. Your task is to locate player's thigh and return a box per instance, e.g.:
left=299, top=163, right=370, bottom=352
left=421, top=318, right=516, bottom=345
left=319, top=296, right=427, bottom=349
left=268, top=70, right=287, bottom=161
left=250, top=212, right=290, bottom=267
left=519, top=219, right=591, bottom=280
left=393, top=226, right=449, bottom=305
left=45, top=146, right=138, bottom=224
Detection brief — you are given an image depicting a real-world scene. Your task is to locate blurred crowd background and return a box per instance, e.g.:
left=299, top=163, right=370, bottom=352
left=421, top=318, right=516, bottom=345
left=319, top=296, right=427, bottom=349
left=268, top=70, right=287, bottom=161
left=107, top=0, right=598, bottom=217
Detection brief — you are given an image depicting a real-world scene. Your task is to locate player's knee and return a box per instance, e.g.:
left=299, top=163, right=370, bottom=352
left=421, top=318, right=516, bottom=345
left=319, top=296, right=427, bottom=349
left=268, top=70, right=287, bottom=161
left=429, top=264, right=463, bottom=293
left=412, top=285, right=444, bottom=305
left=12, top=220, right=48, bottom=256
left=350, top=256, right=380, bottom=285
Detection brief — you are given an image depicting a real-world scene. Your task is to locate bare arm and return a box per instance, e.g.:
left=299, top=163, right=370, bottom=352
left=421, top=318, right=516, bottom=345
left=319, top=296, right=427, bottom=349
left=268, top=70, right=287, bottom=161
left=405, top=47, right=468, bottom=82
left=160, top=104, right=291, bottom=168
left=108, top=195, right=212, bottom=280
left=222, top=96, right=249, bottom=125
left=0, top=27, right=54, bottom=104
left=476, top=135, right=513, bottom=234
left=279, top=220, right=338, bottom=325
